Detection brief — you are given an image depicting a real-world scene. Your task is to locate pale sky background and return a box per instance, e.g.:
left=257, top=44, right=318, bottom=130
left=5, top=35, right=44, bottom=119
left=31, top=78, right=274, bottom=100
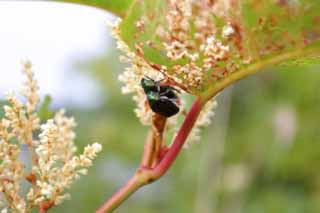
left=0, top=1, right=115, bottom=108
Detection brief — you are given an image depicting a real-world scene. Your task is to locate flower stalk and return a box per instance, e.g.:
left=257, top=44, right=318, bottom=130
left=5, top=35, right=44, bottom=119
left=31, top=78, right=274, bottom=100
left=97, top=97, right=203, bottom=213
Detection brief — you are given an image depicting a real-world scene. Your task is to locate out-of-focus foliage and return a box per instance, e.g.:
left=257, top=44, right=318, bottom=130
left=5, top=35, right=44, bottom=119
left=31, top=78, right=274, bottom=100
left=53, top=0, right=134, bottom=17
left=222, top=65, right=320, bottom=213
left=38, top=95, right=54, bottom=121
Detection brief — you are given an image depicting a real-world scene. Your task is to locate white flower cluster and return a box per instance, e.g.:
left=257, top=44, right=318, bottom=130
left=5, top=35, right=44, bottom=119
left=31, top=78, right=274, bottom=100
left=0, top=62, right=102, bottom=212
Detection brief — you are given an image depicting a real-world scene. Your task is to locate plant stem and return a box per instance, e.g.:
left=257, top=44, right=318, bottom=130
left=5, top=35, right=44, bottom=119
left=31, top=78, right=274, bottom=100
left=38, top=201, right=54, bottom=213
left=141, top=114, right=167, bottom=168
left=96, top=172, right=146, bottom=213
left=39, top=208, right=46, bottom=213
left=140, top=130, right=155, bottom=168
left=152, top=97, right=203, bottom=178
left=151, top=114, right=167, bottom=166
left=97, top=97, right=203, bottom=212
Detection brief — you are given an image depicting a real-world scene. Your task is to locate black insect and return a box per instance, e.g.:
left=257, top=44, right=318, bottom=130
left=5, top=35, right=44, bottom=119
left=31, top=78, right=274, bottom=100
left=141, top=77, right=180, bottom=117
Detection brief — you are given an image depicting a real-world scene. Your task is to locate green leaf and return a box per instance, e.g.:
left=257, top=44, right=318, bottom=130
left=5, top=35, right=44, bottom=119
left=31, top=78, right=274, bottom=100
left=120, top=0, right=170, bottom=64
left=119, top=0, right=198, bottom=69
left=38, top=95, right=54, bottom=121
left=118, top=0, right=320, bottom=97
left=52, top=0, right=134, bottom=17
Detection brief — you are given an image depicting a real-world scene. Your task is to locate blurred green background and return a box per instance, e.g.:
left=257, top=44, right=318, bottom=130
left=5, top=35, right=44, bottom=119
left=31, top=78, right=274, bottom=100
left=1, top=2, right=320, bottom=213
left=53, top=43, right=320, bottom=213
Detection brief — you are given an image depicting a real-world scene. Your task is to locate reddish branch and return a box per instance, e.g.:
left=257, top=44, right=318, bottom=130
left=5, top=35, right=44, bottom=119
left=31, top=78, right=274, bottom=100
left=141, top=114, right=167, bottom=168
left=96, top=97, right=203, bottom=213
left=152, top=98, right=201, bottom=178
left=38, top=201, right=54, bottom=213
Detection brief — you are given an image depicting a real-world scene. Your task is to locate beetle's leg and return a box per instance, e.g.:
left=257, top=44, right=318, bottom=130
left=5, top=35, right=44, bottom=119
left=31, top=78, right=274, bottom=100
left=159, top=87, right=171, bottom=96
left=145, top=75, right=154, bottom=81
left=170, top=86, right=181, bottom=93
left=158, top=96, right=178, bottom=103
left=159, top=95, right=180, bottom=107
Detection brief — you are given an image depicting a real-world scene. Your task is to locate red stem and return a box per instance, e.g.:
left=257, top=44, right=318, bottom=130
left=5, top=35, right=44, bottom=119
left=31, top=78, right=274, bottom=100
left=38, top=201, right=54, bottom=213
left=96, top=173, right=145, bottom=213
left=96, top=97, right=203, bottom=212
left=39, top=208, right=46, bottom=213
left=140, top=130, right=155, bottom=168
left=152, top=97, right=202, bottom=178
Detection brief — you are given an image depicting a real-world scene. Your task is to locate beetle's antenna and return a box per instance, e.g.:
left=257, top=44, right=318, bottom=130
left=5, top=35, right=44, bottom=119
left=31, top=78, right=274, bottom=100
left=170, top=87, right=181, bottom=93
left=144, top=75, right=154, bottom=81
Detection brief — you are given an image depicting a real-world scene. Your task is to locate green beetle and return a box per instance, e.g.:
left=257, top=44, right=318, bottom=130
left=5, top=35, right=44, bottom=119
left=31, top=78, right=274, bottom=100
left=141, top=77, right=180, bottom=117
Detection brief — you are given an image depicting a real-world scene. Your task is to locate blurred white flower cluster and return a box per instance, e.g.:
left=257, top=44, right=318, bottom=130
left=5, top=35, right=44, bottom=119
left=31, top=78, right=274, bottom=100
left=0, top=61, right=102, bottom=212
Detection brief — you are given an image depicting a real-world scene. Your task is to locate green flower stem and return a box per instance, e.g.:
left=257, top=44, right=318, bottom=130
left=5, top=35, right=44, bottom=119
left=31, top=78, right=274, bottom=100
left=201, top=46, right=320, bottom=103
left=96, top=97, right=203, bottom=212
